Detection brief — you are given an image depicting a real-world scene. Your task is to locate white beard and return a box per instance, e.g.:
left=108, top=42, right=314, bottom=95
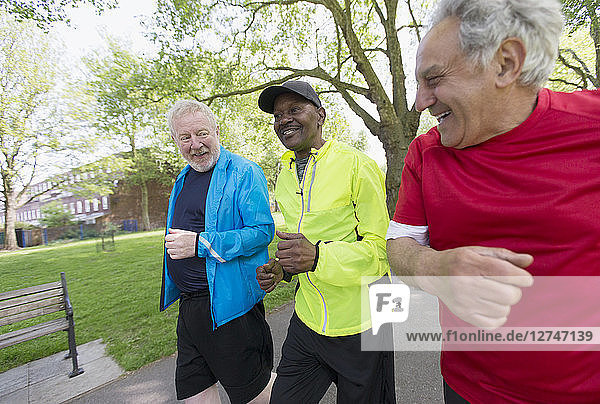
left=187, top=146, right=220, bottom=172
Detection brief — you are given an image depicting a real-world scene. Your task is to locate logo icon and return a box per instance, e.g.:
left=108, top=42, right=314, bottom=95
left=369, top=283, right=411, bottom=335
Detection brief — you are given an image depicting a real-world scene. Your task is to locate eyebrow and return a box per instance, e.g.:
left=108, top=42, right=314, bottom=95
left=416, top=64, right=444, bottom=81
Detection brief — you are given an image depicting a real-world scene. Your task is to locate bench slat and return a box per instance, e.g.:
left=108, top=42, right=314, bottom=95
left=0, top=303, right=65, bottom=327
left=0, top=296, right=65, bottom=319
left=0, top=289, right=64, bottom=310
left=0, top=318, right=68, bottom=349
left=0, top=282, right=62, bottom=302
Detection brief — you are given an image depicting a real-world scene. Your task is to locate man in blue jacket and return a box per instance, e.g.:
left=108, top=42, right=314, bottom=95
left=161, top=99, right=276, bottom=403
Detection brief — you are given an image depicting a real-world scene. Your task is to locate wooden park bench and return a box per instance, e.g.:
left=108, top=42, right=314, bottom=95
left=0, top=272, right=84, bottom=378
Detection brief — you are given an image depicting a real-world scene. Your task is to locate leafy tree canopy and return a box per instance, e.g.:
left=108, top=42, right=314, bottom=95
left=40, top=200, right=75, bottom=227
left=0, top=0, right=117, bottom=28
left=148, top=0, right=427, bottom=214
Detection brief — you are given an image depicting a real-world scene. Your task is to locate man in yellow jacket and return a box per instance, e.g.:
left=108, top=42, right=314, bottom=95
left=256, top=80, right=395, bottom=403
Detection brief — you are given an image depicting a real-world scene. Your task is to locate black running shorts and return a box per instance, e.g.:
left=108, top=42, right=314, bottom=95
left=270, top=311, right=395, bottom=404
left=175, top=293, right=273, bottom=403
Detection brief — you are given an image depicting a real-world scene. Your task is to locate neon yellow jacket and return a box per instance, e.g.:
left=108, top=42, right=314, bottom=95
left=275, top=140, right=390, bottom=336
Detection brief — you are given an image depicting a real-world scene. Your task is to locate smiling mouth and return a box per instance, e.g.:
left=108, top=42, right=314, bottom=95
left=434, top=111, right=451, bottom=124
left=281, top=127, right=301, bottom=137
left=191, top=150, right=208, bottom=157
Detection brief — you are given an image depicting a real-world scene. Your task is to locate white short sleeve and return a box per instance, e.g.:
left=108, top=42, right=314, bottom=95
left=386, top=220, right=430, bottom=246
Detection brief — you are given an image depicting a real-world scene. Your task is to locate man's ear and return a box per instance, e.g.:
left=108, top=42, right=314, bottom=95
left=317, top=107, right=326, bottom=127
left=495, top=37, right=526, bottom=88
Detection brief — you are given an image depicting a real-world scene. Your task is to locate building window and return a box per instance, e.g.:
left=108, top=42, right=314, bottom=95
left=102, top=196, right=108, bottom=210
left=93, top=199, right=99, bottom=211
left=77, top=201, right=83, bottom=213
left=36, top=209, right=40, bottom=219
left=85, top=200, right=90, bottom=212
left=70, top=203, right=75, bottom=214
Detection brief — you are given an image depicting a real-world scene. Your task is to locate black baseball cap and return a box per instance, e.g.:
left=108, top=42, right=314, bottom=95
left=258, top=80, right=322, bottom=114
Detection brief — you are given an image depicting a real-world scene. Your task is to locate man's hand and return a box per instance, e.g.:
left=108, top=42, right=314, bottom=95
left=420, top=246, right=534, bottom=328
left=275, top=230, right=316, bottom=274
left=256, top=258, right=284, bottom=293
left=164, top=228, right=197, bottom=259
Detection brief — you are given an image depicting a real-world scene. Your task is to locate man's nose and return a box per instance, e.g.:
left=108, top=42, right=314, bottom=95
left=190, top=136, right=205, bottom=149
left=278, top=113, right=294, bottom=125
left=415, top=85, right=436, bottom=113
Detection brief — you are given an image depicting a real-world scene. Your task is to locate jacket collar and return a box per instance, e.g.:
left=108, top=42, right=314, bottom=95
left=281, top=139, right=334, bottom=167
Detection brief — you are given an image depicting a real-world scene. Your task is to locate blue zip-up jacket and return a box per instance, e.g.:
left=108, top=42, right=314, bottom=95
left=160, top=146, right=275, bottom=327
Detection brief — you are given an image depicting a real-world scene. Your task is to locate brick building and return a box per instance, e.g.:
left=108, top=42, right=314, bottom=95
left=1, top=173, right=172, bottom=233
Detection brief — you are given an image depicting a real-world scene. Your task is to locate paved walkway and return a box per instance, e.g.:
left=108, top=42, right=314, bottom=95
left=0, top=339, right=122, bottom=404
left=1, top=292, right=444, bottom=403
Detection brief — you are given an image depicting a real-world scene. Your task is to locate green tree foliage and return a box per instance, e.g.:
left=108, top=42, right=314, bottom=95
left=39, top=200, right=75, bottom=227
left=551, top=0, right=600, bottom=89
left=0, top=12, right=67, bottom=249
left=84, top=38, right=178, bottom=231
left=0, top=0, right=116, bottom=28
left=150, top=0, right=427, bottom=215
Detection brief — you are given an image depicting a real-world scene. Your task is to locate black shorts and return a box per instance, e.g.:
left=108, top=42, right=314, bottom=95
left=270, top=311, right=396, bottom=404
left=175, top=293, right=273, bottom=403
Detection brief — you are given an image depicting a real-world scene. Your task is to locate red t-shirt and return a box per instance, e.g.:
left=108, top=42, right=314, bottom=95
left=394, top=88, right=600, bottom=403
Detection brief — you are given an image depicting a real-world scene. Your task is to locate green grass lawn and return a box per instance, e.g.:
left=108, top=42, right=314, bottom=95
left=0, top=228, right=295, bottom=373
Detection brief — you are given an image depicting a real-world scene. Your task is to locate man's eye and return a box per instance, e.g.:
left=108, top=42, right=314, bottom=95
left=198, top=131, right=209, bottom=137
left=274, top=114, right=282, bottom=122
left=290, top=106, right=301, bottom=114
left=427, top=76, right=441, bottom=86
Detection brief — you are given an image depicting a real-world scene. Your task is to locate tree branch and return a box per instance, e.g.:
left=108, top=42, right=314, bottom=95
left=200, top=74, right=303, bottom=104
left=548, top=76, right=586, bottom=90
left=406, top=0, right=421, bottom=42
left=557, top=49, right=594, bottom=89
left=383, top=0, right=409, bottom=117
left=313, top=0, right=393, bottom=116
left=267, top=66, right=380, bottom=133
left=371, top=0, right=386, bottom=25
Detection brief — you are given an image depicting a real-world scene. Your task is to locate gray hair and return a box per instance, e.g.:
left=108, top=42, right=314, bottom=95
left=430, top=0, right=564, bottom=88
left=167, top=99, right=217, bottom=137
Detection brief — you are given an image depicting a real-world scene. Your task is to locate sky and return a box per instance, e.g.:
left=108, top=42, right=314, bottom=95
left=53, top=0, right=157, bottom=60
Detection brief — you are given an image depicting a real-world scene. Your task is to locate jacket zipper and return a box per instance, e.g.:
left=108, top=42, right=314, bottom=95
left=295, top=153, right=328, bottom=333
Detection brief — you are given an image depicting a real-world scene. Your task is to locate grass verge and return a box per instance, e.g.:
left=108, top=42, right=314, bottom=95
left=0, top=230, right=294, bottom=373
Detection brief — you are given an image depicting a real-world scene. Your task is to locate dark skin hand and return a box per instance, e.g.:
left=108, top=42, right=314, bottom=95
left=256, top=230, right=317, bottom=293
left=256, top=258, right=284, bottom=293
left=274, top=230, right=316, bottom=274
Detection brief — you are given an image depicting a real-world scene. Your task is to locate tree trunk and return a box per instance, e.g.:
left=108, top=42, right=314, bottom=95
left=3, top=194, right=19, bottom=250
left=382, top=136, right=409, bottom=219
left=140, top=180, right=151, bottom=231
left=378, top=112, right=420, bottom=219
